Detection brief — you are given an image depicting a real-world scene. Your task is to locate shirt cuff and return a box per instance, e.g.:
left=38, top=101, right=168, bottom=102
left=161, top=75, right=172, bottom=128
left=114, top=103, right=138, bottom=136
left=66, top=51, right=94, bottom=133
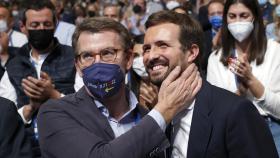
left=148, top=109, right=167, bottom=131
left=60, top=93, right=65, bottom=97
left=18, top=106, right=32, bottom=125
left=254, top=88, right=266, bottom=103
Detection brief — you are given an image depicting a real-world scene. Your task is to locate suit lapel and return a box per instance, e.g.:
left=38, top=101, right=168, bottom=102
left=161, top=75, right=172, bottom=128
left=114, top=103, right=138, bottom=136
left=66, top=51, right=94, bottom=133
left=74, top=87, right=115, bottom=139
left=187, top=81, right=213, bottom=158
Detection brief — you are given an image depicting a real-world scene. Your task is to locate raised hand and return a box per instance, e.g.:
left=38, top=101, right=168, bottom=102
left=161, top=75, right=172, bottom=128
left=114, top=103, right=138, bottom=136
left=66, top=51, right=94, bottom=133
left=154, top=64, right=202, bottom=123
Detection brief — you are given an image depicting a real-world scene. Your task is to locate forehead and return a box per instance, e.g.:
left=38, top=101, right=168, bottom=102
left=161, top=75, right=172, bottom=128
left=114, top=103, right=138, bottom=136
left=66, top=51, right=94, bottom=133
left=104, top=6, right=118, bottom=14
left=25, top=8, right=53, bottom=23
left=77, top=31, right=122, bottom=53
left=228, top=3, right=252, bottom=14
left=133, top=44, right=143, bottom=55
left=0, top=7, right=9, bottom=17
left=208, top=2, right=224, bottom=12
left=144, top=23, right=180, bottom=44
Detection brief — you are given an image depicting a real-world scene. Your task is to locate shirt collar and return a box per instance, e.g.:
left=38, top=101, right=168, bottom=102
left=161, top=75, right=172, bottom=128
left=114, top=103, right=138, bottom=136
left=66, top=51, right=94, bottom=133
left=94, top=90, right=139, bottom=121
left=29, top=49, right=50, bottom=64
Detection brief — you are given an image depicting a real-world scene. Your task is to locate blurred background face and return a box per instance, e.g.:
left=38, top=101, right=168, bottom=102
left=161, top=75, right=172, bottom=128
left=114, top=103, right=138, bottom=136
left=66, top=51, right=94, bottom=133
left=0, top=7, right=11, bottom=31
left=133, top=43, right=143, bottom=57
left=227, top=3, right=254, bottom=24
left=133, top=0, right=146, bottom=13
left=208, top=2, right=224, bottom=17
left=87, top=3, right=97, bottom=17
left=103, top=6, right=120, bottom=22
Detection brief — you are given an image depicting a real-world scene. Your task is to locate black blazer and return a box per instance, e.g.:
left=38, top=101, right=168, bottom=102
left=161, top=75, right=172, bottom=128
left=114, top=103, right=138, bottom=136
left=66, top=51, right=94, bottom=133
left=168, top=81, right=278, bottom=158
left=0, top=97, right=32, bottom=158
left=38, top=87, right=168, bottom=158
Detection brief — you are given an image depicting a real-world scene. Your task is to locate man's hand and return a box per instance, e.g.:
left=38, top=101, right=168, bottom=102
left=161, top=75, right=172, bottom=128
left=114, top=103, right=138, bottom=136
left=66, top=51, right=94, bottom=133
left=154, top=64, right=202, bottom=123
left=39, top=71, right=61, bottom=99
left=22, top=71, right=61, bottom=102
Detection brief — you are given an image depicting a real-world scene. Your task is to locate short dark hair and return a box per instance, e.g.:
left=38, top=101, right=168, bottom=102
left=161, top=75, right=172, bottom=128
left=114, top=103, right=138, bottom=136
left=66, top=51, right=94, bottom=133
left=220, top=0, right=266, bottom=66
left=22, top=0, right=57, bottom=25
left=72, top=17, right=133, bottom=55
left=145, top=10, right=203, bottom=68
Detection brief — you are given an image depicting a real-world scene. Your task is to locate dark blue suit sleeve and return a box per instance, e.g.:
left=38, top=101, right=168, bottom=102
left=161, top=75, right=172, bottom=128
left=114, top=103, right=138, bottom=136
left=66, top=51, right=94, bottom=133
left=38, top=99, right=167, bottom=158
left=226, top=99, right=279, bottom=158
left=0, top=97, right=32, bottom=158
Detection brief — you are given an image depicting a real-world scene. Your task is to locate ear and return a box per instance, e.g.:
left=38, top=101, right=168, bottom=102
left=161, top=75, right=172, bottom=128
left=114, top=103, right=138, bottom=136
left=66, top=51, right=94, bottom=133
left=19, top=21, right=27, bottom=35
left=186, top=44, right=199, bottom=63
left=125, top=49, right=134, bottom=73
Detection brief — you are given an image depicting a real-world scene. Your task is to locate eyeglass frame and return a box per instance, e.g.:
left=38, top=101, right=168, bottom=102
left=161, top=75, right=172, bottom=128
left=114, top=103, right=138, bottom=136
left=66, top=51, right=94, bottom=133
left=75, top=47, right=124, bottom=67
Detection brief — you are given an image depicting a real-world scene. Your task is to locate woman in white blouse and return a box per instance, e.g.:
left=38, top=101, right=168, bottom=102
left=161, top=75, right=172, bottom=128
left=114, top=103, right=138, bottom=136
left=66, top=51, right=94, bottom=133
left=207, top=0, right=280, bottom=155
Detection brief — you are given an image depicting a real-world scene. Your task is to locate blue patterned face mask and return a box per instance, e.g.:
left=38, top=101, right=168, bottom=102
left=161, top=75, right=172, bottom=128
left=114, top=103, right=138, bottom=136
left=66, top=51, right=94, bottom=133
left=276, top=5, right=280, bottom=17
left=209, top=15, right=223, bottom=30
left=82, top=63, right=124, bottom=99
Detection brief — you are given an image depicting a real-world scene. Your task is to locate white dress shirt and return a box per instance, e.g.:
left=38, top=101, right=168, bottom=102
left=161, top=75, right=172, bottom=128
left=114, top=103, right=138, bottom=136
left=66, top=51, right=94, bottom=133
left=171, top=100, right=195, bottom=158
left=207, top=39, right=280, bottom=119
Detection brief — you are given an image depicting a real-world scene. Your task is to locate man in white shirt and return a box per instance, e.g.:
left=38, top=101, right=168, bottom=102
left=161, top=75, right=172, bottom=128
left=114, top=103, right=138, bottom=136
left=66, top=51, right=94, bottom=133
left=143, top=10, right=278, bottom=158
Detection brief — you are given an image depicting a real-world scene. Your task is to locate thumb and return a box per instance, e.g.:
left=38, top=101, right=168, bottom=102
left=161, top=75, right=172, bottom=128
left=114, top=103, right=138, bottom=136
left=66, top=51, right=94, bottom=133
left=40, top=71, right=50, bottom=80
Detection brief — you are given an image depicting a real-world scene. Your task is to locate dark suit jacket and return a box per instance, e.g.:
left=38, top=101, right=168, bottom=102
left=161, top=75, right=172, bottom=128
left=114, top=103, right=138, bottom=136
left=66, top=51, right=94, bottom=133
left=0, top=97, right=32, bottom=158
left=168, top=81, right=278, bottom=158
left=38, top=87, right=168, bottom=158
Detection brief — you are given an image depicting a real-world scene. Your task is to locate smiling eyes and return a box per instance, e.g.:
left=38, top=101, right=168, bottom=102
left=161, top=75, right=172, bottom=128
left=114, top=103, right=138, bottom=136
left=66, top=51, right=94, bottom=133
left=143, top=41, right=169, bottom=54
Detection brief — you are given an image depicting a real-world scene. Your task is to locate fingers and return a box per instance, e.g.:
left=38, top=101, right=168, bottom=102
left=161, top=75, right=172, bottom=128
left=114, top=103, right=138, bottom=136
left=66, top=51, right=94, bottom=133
left=161, top=66, right=181, bottom=88
left=22, top=78, right=44, bottom=95
left=40, top=71, right=50, bottom=81
left=140, top=82, right=158, bottom=104
left=23, top=89, right=43, bottom=100
left=179, top=63, right=197, bottom=82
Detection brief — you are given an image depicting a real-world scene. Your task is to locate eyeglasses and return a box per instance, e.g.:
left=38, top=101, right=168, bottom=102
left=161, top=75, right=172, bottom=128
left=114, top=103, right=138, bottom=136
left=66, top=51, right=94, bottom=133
left=77, top=48, right=120, bottom=67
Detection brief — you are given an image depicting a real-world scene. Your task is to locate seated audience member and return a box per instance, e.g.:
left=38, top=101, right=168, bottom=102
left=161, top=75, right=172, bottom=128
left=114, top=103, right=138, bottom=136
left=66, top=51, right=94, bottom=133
left=202, top=0, right=224, bottom=75
left=37, top=17, right=201, bottom=158
left=0, top=1, right=28, bottom=48
left=207, top=0, right=280, bottom=155
left=0, top=97, right=32, bottom=158
left=0, top=0, right=76, bottom=157
left=51, top=0, right=76, bottom=46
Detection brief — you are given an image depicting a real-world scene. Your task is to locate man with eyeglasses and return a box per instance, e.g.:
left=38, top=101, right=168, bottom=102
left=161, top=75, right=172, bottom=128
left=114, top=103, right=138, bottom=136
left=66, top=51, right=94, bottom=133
left=0, top=0, right=76, bottom=157
left=37, top=17, right=202, bottom=158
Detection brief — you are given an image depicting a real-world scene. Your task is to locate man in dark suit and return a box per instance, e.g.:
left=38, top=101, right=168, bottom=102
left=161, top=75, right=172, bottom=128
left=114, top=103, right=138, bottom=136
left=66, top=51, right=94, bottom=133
left=0, top=97, right=32, bottom=158
left=143, top=10, right=278, bottom=158
left=37, top=17, right=202, bottom=158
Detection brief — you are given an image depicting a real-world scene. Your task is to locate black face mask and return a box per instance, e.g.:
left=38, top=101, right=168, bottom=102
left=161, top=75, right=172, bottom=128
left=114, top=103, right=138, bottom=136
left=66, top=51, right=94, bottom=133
left=28, top=29, right=54, bottom=51
left=133, top=4, right=142, bottom=14
left=88, top=11, right=96, bottom=17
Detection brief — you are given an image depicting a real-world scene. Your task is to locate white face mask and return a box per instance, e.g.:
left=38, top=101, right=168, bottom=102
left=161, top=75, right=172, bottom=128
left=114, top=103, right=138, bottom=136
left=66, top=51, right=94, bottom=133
left=228, top=21, right=254, bottom=42
left=132, top=56, right=148, bottom=77
left=0, top=20, right=8, bottom=33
